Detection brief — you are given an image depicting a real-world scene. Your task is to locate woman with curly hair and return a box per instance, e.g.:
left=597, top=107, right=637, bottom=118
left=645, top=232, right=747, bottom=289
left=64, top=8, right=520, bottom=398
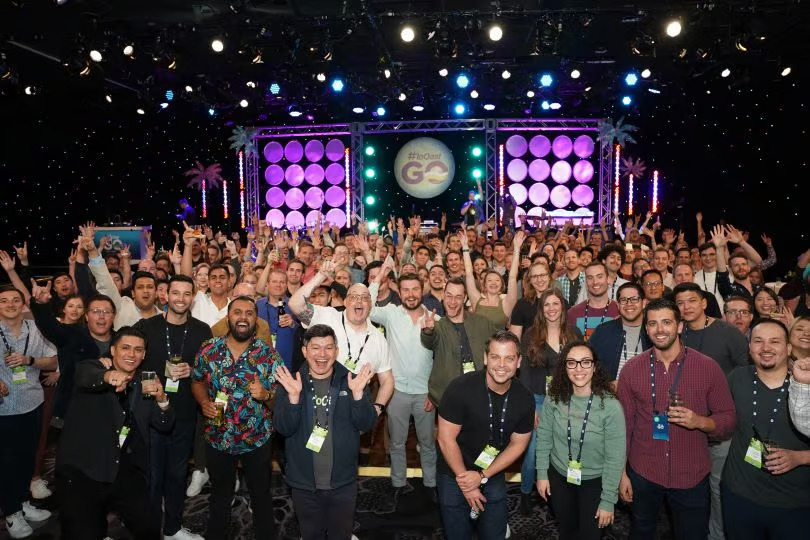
left=535, top=341, right=626, bottom=539
left=517, top=289, right=582, bottom=513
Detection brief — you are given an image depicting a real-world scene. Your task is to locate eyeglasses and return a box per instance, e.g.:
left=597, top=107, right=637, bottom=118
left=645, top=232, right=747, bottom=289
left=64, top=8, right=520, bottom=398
left=89, top=308, right=114, bottom=316
left=565, top=359, right=594, bottom=369
left=618, top=296, right=642, bottom=305
left=725, top=309, right=751, bottom=317
left=530, top=273, right=550, bottom=280
left=346, top=294, right=371, bottom=303
left=643, top=280, right=663, bottom=287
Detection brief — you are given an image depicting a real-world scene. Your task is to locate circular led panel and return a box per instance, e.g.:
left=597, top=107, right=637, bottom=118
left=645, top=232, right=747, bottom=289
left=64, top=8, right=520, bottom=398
left=514, top=206, right=527, bottom=228
left=285, top=211, right=305, bottom=229
left=505, top=135, right=528, bottom=157
left=285, top=140, right=304, bottom=162
left=324, top=163, right=345, bottom=185
left=551, top=161, right=572, bottom=184
left=506, top=159, right=528, bottom=182
left=508, top=183, right=528, bottom=205
left=324, top=185, right=346, bottom=207
left=529, top=135, right=551, bottom=157
left=285, top=187, right=305, bottom=209
left=550, top=185, right=572, bottom=208
left=305, top=187, right=325, bottom=209
left=528, top=183, right=550, bottom=205
left=265, top=209, right=285, bottom=228
left=572, top=185, right=594, bottom=206
left=263, top=141, right=284, bottom=163
left=324, top=208, right=347, bottom=228
left=305, top=139, right=325, bottom=162
left=265, top=187, right=285, bottom=208
left=304, top=163, right=325, bottom=185
left=573, top=135, right=595, bottom=158
left=264, top=164, right=284, bottom=185
left=325, top=139, right=345, bottom=161
left=528, top=159, right=550, bottom=182
left=573, top=160, right=594, bottom=183
left=285, top=164, right=305, bottom=186
left=552, top=135, right=573, bottom=159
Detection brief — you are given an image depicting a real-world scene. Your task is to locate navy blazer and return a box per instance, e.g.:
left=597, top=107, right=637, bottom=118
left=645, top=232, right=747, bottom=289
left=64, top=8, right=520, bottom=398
left=588, top=319, right=652, bottom=380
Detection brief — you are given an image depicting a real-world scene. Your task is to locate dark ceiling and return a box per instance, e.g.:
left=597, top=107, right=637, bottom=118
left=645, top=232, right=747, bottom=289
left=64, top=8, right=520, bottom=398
left=1, top=1, right=807, bottom=121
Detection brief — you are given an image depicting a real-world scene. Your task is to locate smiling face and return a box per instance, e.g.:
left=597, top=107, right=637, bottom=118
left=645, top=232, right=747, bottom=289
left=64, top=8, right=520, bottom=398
left=645, top=307, right=682, bottom=352
left=617, top=288, right=645, bottom=324
left=754, top=290, right=778, bottom=317
left=604, top=251, right=623, bottom=274
left=565, top=345, right=595, bottom=392
left=443, top=281, right=467, bottom=319
left=167, top=280, right=194, bottom=317
left=298, top=245, right=315, bottom=266
left=137, top=258, right=157, bottom=276
left=564, top=250, right=580, bottom=272
left=790, top=319, right=810, bottom=356
left=750, top=322, right=790, bottom=372
left=335, top=268, right=351, bottom=287
left=699, top=246, right=717, bottom=271
left=673, top=264, right=694, bottom=285
left=399, top=278, right=423, bottom=311
left=542, top=293, right=563, bottom=324
left=729, top=256, right=751, bottom=281
left=286, top=262, right=304, bottom=286
left=344, top=284, right=372, bottom=326
left=86, top=299, right=115, bottom=337
left=584, top=264, right=609, bottom=298
left=208, top=268, right=229, bottom=296
left=194, top=265, right=209, bottom=290
left=428, top=266, right=447, bottom=291
left=0, top=290, right=24, bottom=321
left=62, top=297, right=85, bottom=324
left=724, top=299, right=754, bottom=334
left=485, top=339, right=521, bottom=387
left=446, top=252, right=463, bottom=274
left=111, top=335, right=146, bottom=374
left=227, top=299, right=257, bottom=342
left=653, top=250, right=669, bottom=273
left=483, top=271, right=503, bottom=295
left=303, top=335, right=338, bottom=378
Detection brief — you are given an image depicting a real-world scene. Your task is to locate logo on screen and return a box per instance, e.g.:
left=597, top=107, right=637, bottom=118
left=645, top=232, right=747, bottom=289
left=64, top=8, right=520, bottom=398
left=393, top=137, right=456, bottom=199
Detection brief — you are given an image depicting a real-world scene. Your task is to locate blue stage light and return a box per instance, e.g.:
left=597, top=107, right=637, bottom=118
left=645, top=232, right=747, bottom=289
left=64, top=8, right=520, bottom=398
left=625, top=73, right=638, bottom=86
left=376, top=106, right=386, bottom=116
left=539, top=73, right=553, bottom=87
left=165, top=90, right=174, bottom=101
left=453, top=102, right=466, bottom=115
left=621, top=95, right=632, bottom=106
left=456, top=74, right=470, bottom=88
left=540, top=100, right=550, bottom=110
left=269, top=83, right=281, bottom=95
left=331, top=78, right=344, bottom=92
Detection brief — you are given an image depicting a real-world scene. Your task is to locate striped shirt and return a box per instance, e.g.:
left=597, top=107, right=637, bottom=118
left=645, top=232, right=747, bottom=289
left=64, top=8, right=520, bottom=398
left=0, top=319, right=57, bottom=415
left=617, top=346, right=736, bottom=489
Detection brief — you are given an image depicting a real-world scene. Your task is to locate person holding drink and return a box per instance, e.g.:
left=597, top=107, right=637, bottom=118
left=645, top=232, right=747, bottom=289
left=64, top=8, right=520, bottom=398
left=535, top=340, right=626, bottom=539
left=721, top=318, right=810, bottom=538
left=191, top=295, right=283, bottom=540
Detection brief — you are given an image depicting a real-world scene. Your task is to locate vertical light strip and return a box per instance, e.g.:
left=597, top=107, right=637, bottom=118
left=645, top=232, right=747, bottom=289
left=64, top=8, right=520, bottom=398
left=344, top=147, right=351, bottom=223
left=652, top=170, right=659, bottom=213
left=223, top=180, right=229, bottom=219
left=498, top=144, right=504, bottom=224
left=613, top=144, right=621, bottom=216
left=627, top=174, right=634, bottom=216
left=202, top=180, right=207, bottom=219
left=238, top=150, right=246, bottom=228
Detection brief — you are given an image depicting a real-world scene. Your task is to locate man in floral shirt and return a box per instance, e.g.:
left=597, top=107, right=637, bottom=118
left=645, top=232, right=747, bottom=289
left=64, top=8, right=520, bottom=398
left=192, top=296, right=282, bottom=540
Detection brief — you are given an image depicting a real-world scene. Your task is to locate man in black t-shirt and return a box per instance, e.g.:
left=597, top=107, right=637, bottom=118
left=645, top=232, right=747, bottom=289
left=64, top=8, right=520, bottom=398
left=135, top=275, right=212, bottom=540
left=436, top=330, right=534, bottom=540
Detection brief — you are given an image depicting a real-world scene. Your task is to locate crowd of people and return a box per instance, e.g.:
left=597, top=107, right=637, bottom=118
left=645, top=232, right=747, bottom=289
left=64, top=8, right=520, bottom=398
left=2, top=205, right=810, bottom=540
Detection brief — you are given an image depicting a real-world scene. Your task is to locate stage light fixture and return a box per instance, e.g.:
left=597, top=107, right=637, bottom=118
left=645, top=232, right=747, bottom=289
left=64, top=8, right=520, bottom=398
left=376, top=106, right=386, bottom=116
left=78, top=63, right=91, bottom=76
left=438, top=68, right=448, bottom=77
left=665, top=20, right=682, bottom=37
left=625, top=72, right=639, bottom=86
left=136, top=108, right=145, bottom=115
left=211, top=39, right=224, bottom=52
left=501, top=70, right=511, bottom=79
left=239, top=99, right=248, bottom=108
left=453, top=102, right=466, bottom=115
left=483, top=103, right=495, bottom=111
left=721, top=68, right=731, bottom=78
left=456, top=74, right=470, bottom=88
left=570, top=69, right=581, bottom=79
left=185, top=85, right=193, bottom=92
left=167, top=58, right=177, bottom=70
left=24, top=86, right=36, bottom=96
left=352, top=106, right=365, bottom=114
left=540, top=100, right=550, bottom=110
left=488, top=25, right=503, bottom=42
left=269, top=83, right=281, bottom=94
left=331, top=78, right=345, bottom=92
left=251, top=52, right=263, bottom=64
left=316, top=72, right=326, bottom=82
left=398, top=92, right=407, bottom=101
left=365, top=168, right=376, bottom=179
left=208, top=108, right=216, bottom=116
left=365, top=146, right=375, bottom=156
left=550, top=102, right=561, bottom=110
left=89, top=50, right=103, bottom=62
left=584, top=86, right=592, bottom=92
left=413, top=105, right=425, bottom=112
left=539, top=73, right=553, bottom=87
left=526, top=90, right=535, bottom=98
left=384, top=69, right=391, bottom=79
left=365, top=195, right=376, bottom=205
left=105, top=94, right=112, bottom=103
left=648, top=88, right=661, bottom=94
left=160, top=102, right=169, bottom=109
left=401, top=26, right=416, bottom=42
left=621, top=95, right=632, bottom=105
left=641, top=68, right=652, bottom=78
left=246, top=81, right=257, bottom=88
left=470, top=90, right=479, bottom=99
left=472, top=168, right=483, bottom=180
left=781, top=66, right=792, bottom=77
left=123, top=45, right=134, bottom=56
left=471, top=146, right=483, bottom=157
left=165, top=90, right=174, bottom=101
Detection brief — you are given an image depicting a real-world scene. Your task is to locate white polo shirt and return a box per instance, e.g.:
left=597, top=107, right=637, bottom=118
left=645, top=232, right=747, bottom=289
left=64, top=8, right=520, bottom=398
left=305, top=306, right=392, bottom=375
left=191, top=291, right=229, bottom=327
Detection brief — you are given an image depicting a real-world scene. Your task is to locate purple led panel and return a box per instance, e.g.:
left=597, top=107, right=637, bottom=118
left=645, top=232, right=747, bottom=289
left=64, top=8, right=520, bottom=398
left=505, top=135, right=528, bottom=157
left=507, top=159, right=528, bottom=182
left=263, top=142, right=284, bottom=163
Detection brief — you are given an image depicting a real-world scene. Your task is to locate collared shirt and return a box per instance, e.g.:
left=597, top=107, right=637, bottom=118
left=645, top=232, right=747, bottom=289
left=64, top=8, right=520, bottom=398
left=617, top=346, right=736, bottom=489
left=87, top=255, right=162, bottom=330
left=0, top=320, right=57, bottom=415
left=192, top=337, right=282, bottom=455
left=305, top=306, right=392, bottom=375
left=191, top=290, right=230, bottom=327
left=256, top=296, right=297, bottom=369
left=369, top=282, right=436, bottom=394
left=556, top=272, right=586, bottom=305
left=717, top=271, right=761, bottom=302
left=694, top=269, right=725, bottom=311
left=789, top=377, right=810, bottom=438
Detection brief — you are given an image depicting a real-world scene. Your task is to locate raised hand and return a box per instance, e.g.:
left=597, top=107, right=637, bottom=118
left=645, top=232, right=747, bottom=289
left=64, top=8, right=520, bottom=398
left=421, top=309, right=437, bottom=331
left=0, top=380, right=8, bottom=397
left=119, top=244, right=131, bottom=261
left=726, top=224, right=744, bottom=244
left=248, top=373, right=270, bottom=402
left=225, top=239, right=237, bottom=256
left=319, top=257, right=338, bottom=278
left=355, top=234, right=370, bottom=253
left=0, top=251, right=16, bottom=273
left=170, top=243, right=182, bottom=265
left=710, top=225, right=728, bottom=247
left=793, top=358, right=810, bottom=385
left=68, top=248, right=78, bottom=267
left=30, top=279, right=52, bottom=305
left=696, top=211, right=703, bottom=222
left=513, top=229, right=527, bottom=252
left=13, top=241, right=28, bottom=266
left=760, top=233, right=773, bottom=247
left=103, top=369, right=133, bottom=393
left=458, top=230, right=469, bottom=250
left=347, top=364, right=374, bottom=399
left=274, top=365, right=303, bottom=402
left=146, top=242, right=156, bottom=260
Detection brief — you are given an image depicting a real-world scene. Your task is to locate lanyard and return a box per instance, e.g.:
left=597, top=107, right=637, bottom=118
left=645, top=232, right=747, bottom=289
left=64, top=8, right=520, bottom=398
left=649, top=348, right=687, bottom=414
left=610, top=279, right=617, bottom=300
left=0, top=321, right=30, bottom=356
left=751, top=367, right=789, bottom=442
left=165, top=321, right=189, bottom=359
left=583, top=302, right=609, bottom=336
left=621, top=328, right=642, bottom=362
left=702, top=270, right=717, bottom=294
left=341, top=313, right=370, bottom=363
left=682, top=316, right=710, bottom=352
left=567, top=393, right=594, bottom=463
left=454, top=322, right=474, bottom=366
left=486, top=380, right=510, bottom=449
left=309, top=373, right=334, bottom=429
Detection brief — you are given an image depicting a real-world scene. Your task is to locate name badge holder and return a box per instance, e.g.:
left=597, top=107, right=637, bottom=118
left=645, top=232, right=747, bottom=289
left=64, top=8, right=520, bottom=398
left=341, top=313, right=369, bottom=375
left=164, top=323, right=188, bottom=393
left=648, top=350, right=686, bottom=443
left=746, top=371, right=789, bottom=470
left=1, top=324, right=30, bottom=385
left=475, top=379, right=509, bottom=471
left=566, top=394, right=594, bottom=485
left=306, top=374, right=333, bottom=453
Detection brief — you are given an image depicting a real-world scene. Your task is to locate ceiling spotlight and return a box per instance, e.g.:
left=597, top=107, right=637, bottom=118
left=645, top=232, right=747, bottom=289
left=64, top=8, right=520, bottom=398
left=540, top=100, right=550, bottom=110
left=165, top=89, right=174, bottom=101
left=735, top=39, right=748, bottom=52
left=89, top=50, right=103, bottom=62
left=56, top=0, right=69, bottom=5
left=24, top=86, right=36, bottom=96
left=208, top=108, right=216, bottom=116
left=376, top=106, right=386, bottom=116
left=641, top=68, right=652, bottom=79
left=539, top=73, right=553, bottom=87
left=570, top=69, right=581, bottom=79
left=470, top=90, right=479, bottom=99
left=412, top=105, right=425, bottom=112
left=665, top=20, right=682, bottom=38
left=501, top=69, right=511, bottom=79
left=246, top=81, right=256, bottom=88
left=211, top=39, right=224, bottom=52
left=331, top=78, right=345, bottom=92
left=488, top=25, right=503, bottom=42
left=383, top=69, right=391, bottom=79
left=781, top=66, right=792, bottom=77
left=352, top=106, right=365, bottom=114
left=78, top=63, right=91, bottom=76
left=648, top=88, right=661, bottom=94
left=160, top=102, right=169, bottom=109
left=184, top=85, right=193, bottom=92
left=621, top=95, right=632, bottom=105
left=316, top=72, right=326, bottom=82
left=584, top=86, right=592, bottom=92
left=721, top=68, right=731, bottom=78
left=398, top=92, right=407, bottom=101
left=123, top=44, right=134, bottom=56
left=288, top=105, right=302, bottom=117
left=105, top=94, right=112, bottom=102
left=400, top=25, right=416, bottom=43
left=167, top=58, right=177, bottom=70
left=526, top=90, right=535, bottom=98
left=239, top=99, right=249, bottom=108
left=438, top=68, right=448, bottom=77
left=136, top=108, right=145, bottom=115
left=453, top=102, right=466, bottom=115
left=550, top=102, right=561, bottom=110
left=625, top=72, right=639, bottom=86
left=483, top=103, right=495, bottom=111
left=269, top=82, right=281, bottom=94
left=456, top=74, right=470, bottom=88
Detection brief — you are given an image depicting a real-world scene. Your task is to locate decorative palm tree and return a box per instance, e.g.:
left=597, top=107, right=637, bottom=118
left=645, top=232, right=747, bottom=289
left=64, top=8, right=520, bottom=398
left=228, top=126, right=258, bottom=157
left=184, top=161, right=225, bottom=191
left=621, top=156, right=647, bottom=179
left=598, top=116, right=638, bottom=147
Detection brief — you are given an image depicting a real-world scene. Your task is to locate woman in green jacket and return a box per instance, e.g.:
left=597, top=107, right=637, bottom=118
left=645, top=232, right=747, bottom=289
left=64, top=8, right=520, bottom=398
left=535, top=341, right=626, bottom=539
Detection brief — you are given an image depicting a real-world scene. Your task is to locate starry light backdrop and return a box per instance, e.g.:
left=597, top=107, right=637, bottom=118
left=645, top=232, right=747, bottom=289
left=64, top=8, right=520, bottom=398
left=1, top=67, right=807, bottom=277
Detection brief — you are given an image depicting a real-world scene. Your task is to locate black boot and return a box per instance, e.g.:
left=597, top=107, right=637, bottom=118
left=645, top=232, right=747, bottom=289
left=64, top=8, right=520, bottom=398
left=519, top=492, right=533, bottom=516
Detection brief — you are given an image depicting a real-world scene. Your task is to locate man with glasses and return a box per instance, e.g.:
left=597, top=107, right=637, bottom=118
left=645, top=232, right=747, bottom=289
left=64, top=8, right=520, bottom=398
left=589, top=282, right=651, bottom=385
left=694, top=243, right=725, bottom=310
left=640, top=269, right=667, bottom=301
left=289, top=258, right=394, bottom=416
left=723, top=296, right=755, bottom=337
left=617, top=299, right=736, bottom=540
left=567, top=262, right=619, bottom=342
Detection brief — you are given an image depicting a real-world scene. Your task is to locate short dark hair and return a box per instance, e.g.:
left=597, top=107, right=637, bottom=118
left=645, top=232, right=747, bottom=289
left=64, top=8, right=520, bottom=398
left=303, top=324, right=337, bottom=346
left=676, top=247, right=691, bottom=256
left=598, top=245, right=625, bottom=264
left=209, top=263, right=230, bottom=277
left=444, top=276, right=466, bottom=292
left=132, top=271, right=157, bottom=287
left=227, top=295, right=256, bottom=312
left=672, top=282, right=703, bottom=299
left=723, top=295, right=754, bottom=313
left=0, top=284, right=25, bottom=301
left=641, top=269, right=663, bottom=283
left=428, top=264, right=448, bottom=277
left=644, top=298, right=681, bottom=324
left=750, top=318, right=789, bottom=341
left=111, top=325, right=146, bottom=348
left=578, top=246, right=594, bottom=257
left=617, top=281, right=644, bottom=299
left=52, top=271, right=73, bottom=283
left=109, top=269, right=124, bottom=282
left=698, top=242, right=717, bottom=254
left=397, top=272, right=423, bottom=289
left=584, top=260, right=608, bottom=274
left=86, top=293, right=117, bottom=314
left=287, top=259, right=305, bottom=271
left=168, top=274, right=195, bottom=291
left=754, top=286, right=779, bottom=307
left=673, top=262, right=693, bottom=274
left=364, top=260, right=384, bottom=284
left=485, top=330, right=521, bottom=355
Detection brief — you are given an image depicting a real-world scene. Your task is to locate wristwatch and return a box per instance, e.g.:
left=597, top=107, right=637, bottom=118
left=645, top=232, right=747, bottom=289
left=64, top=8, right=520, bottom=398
left=373, top=402, right=386, bottom=414
left=479, top=470, right=488, bottom=484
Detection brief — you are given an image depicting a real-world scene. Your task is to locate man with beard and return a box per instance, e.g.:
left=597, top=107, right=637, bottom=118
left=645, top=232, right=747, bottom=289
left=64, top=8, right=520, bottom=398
left=721, top=319, right=810, bottom=538
left=711, top=225, right=762, bottom=301
left=135, top=275, right=212, bottom=540
left=589, top=282, right=651, bottom=385
left=56, top=326, right=173, bottom=540
left=85, top=235, right=162, bottom=330
left=556, top=248, right=586, bottom=307
left=567, top=262, right=620, bottom=342
left=366, top=261, right=401, bottom=308
left=369, top=267, right=439, bottom=509
left=617, top=299, right=736, bottom=540
left=422, top=264, right=447, bottom=317
left=672, top=282, right=749, bottom=540
left=192, top=296, right=283, bottom=540
left=598, top=245, right=630, bottom=302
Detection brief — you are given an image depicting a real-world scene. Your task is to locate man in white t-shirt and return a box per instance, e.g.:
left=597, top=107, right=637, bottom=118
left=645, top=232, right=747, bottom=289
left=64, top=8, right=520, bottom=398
left=289, top=259, right=394, bottom=415
left=693, top=242, right=724, bottom=311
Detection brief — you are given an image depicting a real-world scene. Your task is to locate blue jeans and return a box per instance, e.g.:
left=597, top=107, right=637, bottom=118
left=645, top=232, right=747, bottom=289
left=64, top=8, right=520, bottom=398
left=520, top=393, right=545, bottom=494
left=627, top=466, right=709, bottom=540
left=721, top=485, right=809, bottom=540
left=149, top=420, right=196, bottom=535
left=437, top=471, right=507, bottom=540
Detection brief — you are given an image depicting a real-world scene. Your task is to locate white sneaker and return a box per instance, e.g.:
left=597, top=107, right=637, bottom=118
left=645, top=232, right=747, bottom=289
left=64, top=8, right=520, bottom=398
left=505, top=523, right=511, bottom=538
left=5, top=512, right=33, bottom=539
left=164, top=527, right=205, bottom=540
left=29, top=478, right=52, bottom=500
left=22, top=501, right=51, bottom=522
left=186, top=469, right=209, bottom=497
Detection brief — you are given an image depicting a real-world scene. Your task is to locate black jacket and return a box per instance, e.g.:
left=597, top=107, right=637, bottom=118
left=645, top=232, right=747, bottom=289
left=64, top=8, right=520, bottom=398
left=56, top=360, right=175, bottom=482
left=274, top=362, right=376, bottom=491
left=588, top=319, right=652, bottom=380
